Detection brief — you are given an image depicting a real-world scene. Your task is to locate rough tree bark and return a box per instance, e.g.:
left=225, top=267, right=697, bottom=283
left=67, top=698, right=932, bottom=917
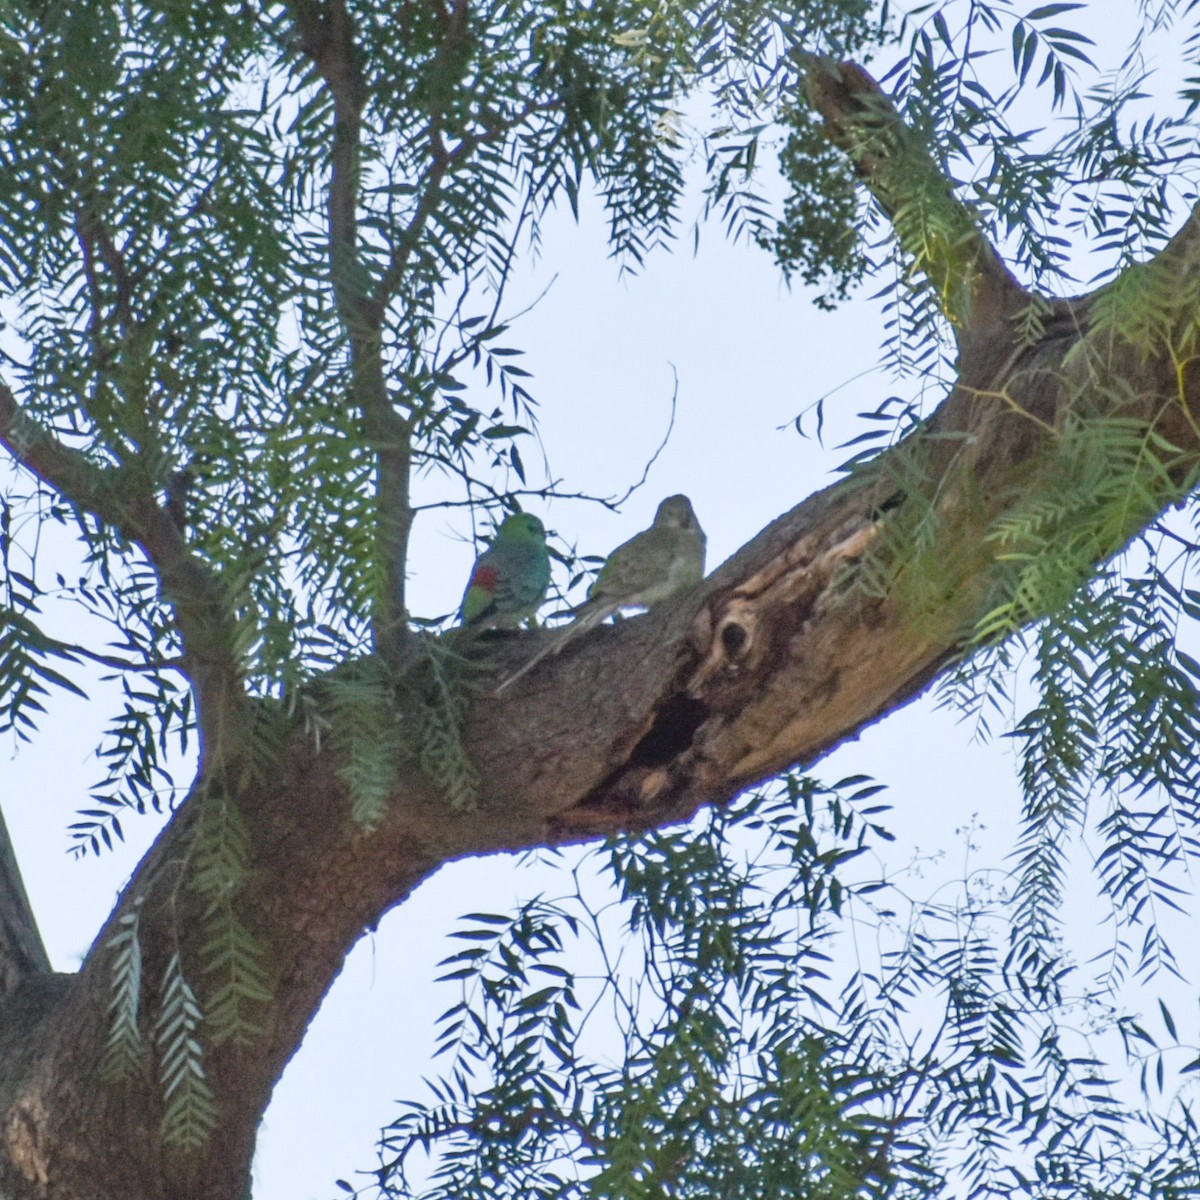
left=1, top=56, right=1199, bottom=1200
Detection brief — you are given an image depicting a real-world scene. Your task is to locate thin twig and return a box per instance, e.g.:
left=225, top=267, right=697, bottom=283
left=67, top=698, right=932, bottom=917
left=609, top=366, right=678, bottom=509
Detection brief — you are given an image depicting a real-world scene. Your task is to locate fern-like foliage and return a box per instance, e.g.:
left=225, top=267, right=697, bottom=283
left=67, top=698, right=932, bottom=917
left=189, top=786, right=271, bottom=1047
left=974, top=550, right=1200, bottom=990
left=405, top=635, right=481, bottom=813
left=321, top=660, right=405, bottom=831
left=0, top=604, right=88, bottom=742
left=100, top=897, right=145, bottom=1084
left=373, top=777, right=905, bottom=1199
left=155, top=951, right=218, bottom=1152
left=845, top=400, right=1195, bottom=660
left=201, top=914, right=272, bottom=1050
left=0, top=0, right=882, bottom=791
left=314, top=637, right=483, bottom=816
left=100, top=783, right=275, bottom=1132
left=978, top=414, right=1191, bottom=644
left=7, top=0, right=1200, bottom=1187
left=69, top=670, right=192, bottom=857
left=370, top=772, right=1200, bottom=1200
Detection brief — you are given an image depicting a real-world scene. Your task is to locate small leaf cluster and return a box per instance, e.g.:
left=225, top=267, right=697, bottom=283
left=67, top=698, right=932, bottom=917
left=405, top=635, right=481, bottom=812
left=772, top=101, right=872, bottom=306
left=319, top=659, right=407, bottom=831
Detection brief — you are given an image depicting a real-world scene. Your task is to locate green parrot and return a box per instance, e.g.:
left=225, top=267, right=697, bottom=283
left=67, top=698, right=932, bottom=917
left=458, top=512, right=551, bottom=631
left=494, top=495, right=705, bottom=692
left=568, top=493, right=706, bottom=630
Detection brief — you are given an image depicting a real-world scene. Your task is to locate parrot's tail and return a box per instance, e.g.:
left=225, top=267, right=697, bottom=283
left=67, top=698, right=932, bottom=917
left=493, top=603, right=616, bottom=694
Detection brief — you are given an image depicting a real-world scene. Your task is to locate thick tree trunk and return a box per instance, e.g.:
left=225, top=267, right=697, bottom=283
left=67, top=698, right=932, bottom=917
left=2, top=58, right=1199, bottom=1200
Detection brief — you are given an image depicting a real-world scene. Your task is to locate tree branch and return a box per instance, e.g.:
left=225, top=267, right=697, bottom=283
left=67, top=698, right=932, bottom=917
left=74, top=205, right=137, bottom=342
left=0, top=384, right=245, bottom=764
left=291, top=0, right=413, bottom=660
left=796, top=54, right=1028, bottom=342
left=0, top=806, right=49, bottom=999
left=10, top=199, right=1200, bottom=1193
left=372, top=101, right=554, bottom=314
left=370, top=0, right=471, bottom=314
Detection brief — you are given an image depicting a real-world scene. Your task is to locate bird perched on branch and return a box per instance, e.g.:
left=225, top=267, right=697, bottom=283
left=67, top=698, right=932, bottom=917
left=568, top=493, right=706, bottom=632
left=495, top=494, right=705, bottom=692
left=458, top=512, right=551, bottom=631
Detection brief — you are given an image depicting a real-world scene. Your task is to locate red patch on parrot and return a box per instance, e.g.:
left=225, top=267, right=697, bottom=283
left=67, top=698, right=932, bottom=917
left=470, top=564, right=499, bottom=590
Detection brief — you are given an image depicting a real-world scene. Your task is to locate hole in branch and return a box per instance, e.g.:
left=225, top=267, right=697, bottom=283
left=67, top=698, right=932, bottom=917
left=629, top=695, right=708, bottom=769
left=720, top=622, right=748, bottom=658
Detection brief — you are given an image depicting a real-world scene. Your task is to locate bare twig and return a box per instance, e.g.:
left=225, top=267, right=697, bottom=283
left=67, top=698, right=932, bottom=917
left=608, top=366, right=678, bottom=509
left=410, top=484, right=619, bottom=513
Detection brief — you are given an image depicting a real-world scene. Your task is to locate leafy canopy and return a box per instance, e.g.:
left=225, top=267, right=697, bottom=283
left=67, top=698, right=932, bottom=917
left=4, top=0, right=1200, bottom=1194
